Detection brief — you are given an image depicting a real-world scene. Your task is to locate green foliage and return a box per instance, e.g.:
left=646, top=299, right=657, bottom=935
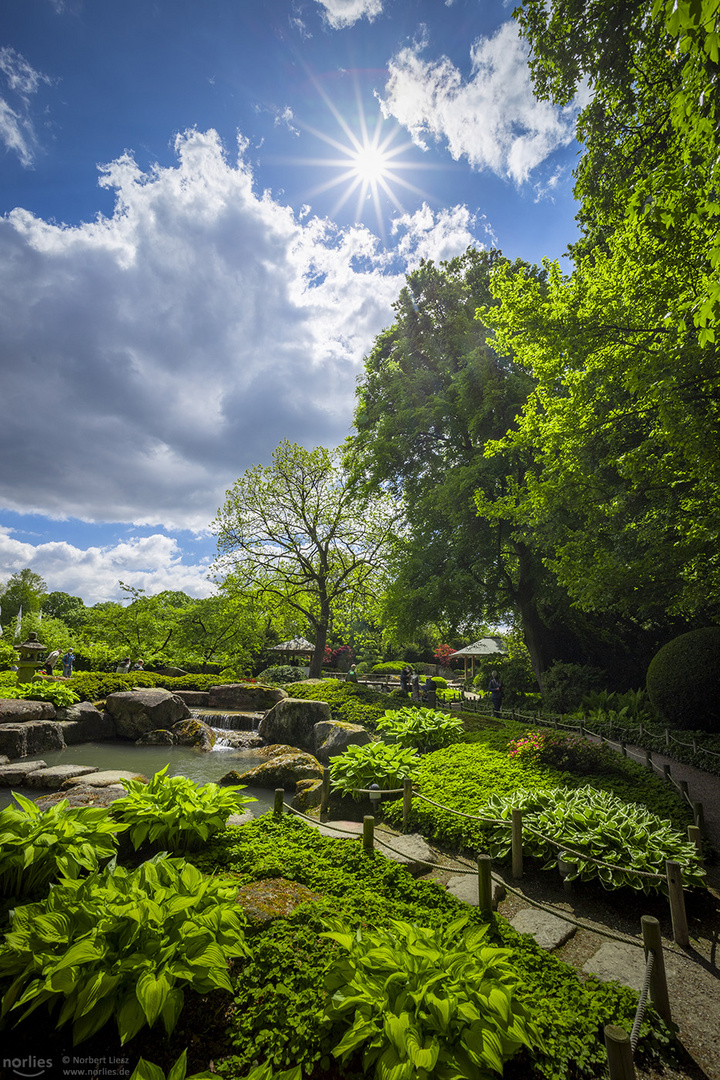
left=4, top=680, right=81, bottom=707
left=377, top=707, right=465, bottom=751
left=481, top=786, right=706, bottom=894
left=329, top=741, right=420, bottom=797
left=436, top=688, right=461, bottom=703
left=256, top=665, right=307, bottom=685
left=508, top=731, right=617, bottom=775
left=646, top=627, right=720, bottom=732
left=130, top=1050, right=215, bottom=1080
left=191, top=816, right=673, bottom=1080
left=322, top=916, right=540, bottom=1079
left=111, top=767, right=255, bottom=854
left=370, top=661, right=406, bottom=674
left=541, top=663, right=607, bottom=714
left=0, top=568, right=47, bottom=625
left=290, top=677, right=401, bottom=728
left=0, top=854, right=247, bottom=1046
left=67, top=670, right=236, bottom=702
left=0, top=793, right=124, bottom=898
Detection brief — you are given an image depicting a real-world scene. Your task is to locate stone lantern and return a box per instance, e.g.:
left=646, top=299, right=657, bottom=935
left=15, top=631, right=46, bottom=684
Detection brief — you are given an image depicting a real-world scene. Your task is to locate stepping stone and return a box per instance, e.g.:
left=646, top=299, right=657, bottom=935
left=226, top=810, right=254, bottom=827
left=445, top=873, right=506, bottom=910
left=582, top=941, right=678, bottom=992
left=510, top=907, right=576, bottom=950
left=0, top=760, right=47, bottom=786
left=303, top=818, right=365, bottom=838
left=62, top=769, right=145, bottom=788
left=373, top=832, right=438, bottom=876
left=26, top=764, right=99, bottom=789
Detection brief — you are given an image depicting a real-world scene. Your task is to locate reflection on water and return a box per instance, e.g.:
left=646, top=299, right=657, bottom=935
left=0, top=740, right=275, bottom=815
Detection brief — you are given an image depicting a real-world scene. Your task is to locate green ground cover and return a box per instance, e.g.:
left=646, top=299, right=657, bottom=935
left=187, top=815, right=676, bottom=1080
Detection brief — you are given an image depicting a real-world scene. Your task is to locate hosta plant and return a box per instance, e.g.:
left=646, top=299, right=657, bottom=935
left=111, top=766, right=255, bottom=853
left=0, top=681, right=80, bottom=707
left=377, top=707, right=464, bottom=751
left=0, top=854, right=248, bottom=1046
left=0, top=792, right=125, bottom=897
left=329, top=741, right=420, bottom=797
left=481, top=786, right=706, bottom=894
left=130, top=1049, right=215, bottom=1080
left=322, top=916, right=540, bottom=1079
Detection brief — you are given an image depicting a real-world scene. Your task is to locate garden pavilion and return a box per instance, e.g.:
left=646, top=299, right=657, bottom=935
left=448, top=637, right=507, bottom=681
left=267, top=637, right=315, bottom=671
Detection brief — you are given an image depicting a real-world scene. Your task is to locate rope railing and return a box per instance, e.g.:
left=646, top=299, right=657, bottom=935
left=629, top=949, right=655, bottom=1053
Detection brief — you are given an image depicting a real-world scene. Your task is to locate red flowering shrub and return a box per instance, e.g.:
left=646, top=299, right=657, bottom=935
left=508, top=731, right=615, bottom=775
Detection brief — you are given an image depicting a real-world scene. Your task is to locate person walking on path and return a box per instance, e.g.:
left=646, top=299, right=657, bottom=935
left=61, top=649, right=75, bottom=678
left=115, top=657, right=131, bottom=674
left=400, top=666, right=411, bottom=696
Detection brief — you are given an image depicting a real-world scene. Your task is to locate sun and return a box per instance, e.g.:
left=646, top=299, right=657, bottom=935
left=350, top=143, right=392, bottom=185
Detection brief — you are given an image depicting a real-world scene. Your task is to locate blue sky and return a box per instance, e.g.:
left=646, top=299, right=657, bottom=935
left=0, top=0, right=583, bottom=606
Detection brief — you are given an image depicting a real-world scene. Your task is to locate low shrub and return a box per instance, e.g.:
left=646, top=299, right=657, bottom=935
left=0, top=680, right=80, bottom=708
left=256, top=665, right=306, bottom=685
left=646, top=627, right=720, bottom=732
left=0, top=854, right=248, bottom=1046
left=111, top=768, right=255, bottom=854
left=290, top=678, right=402, bottom=729
left=377, top=707, right=465, bottom=751
left=322, top=916, right=540, bottom=1079
left=68, top=671, right=238, bottom=702
left=508, top=731, right=617, bottom=775
left=481, top=786, right=706, bottom=894
left=329, top=741, right=420, bottom=796
left=0, top=793, right=124, bottom=898
left=370, top=661, right=407, bottom=674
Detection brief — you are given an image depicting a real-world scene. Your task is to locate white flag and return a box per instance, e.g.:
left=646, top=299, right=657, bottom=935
left=14, top=606, right=22, bottom=642
left=0, top=603, right=3, bottom=636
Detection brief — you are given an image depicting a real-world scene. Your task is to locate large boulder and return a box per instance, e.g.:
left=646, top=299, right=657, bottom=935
left=56, top=702, right=117, bottom=744
left=221, top=745, right=323, bottom=789
left=313, top=719, right=372, bottom=763
left=0, top=721, right=65, bottom=759
left=208, top=683, right=288, bottom=711
left=258, top=698, right=331, bottom=751
left=235, top=878, right=322, bottom=927
left=104, top=689, right=191, bottom=739
left=36, top=783, right=129, bottom=809
left=291, top=778, right=323, bottom=812
left=174, top=690, right=210, bottom=706
left=136, top=719, right=216, bottom=750
left=0, top=699, right=56, bottom=722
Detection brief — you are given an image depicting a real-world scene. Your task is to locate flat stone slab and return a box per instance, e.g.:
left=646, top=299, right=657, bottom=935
left=61, top=769, right=145, bottom=788
left=36, top=783, right=129, bottom=809
left=582, top=941, right=678, bottom=992
left=26, top=764, right=99, bottom=788
left=374, top=832, right=438, bottom=876
left=0, top=699, right=56, bottom=722
left=445, top=873, right=506, bottom=910
left=510, top=907, right=576, bottom=951
left=0, top=760, right=48, bottom=786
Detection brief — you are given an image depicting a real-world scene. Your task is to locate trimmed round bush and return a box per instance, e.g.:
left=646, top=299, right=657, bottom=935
left=256, top=665, right=307, bottom=685
left=646, top=627, right=720, bottom=732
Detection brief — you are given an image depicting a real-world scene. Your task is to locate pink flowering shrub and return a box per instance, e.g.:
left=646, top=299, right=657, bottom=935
left=509, top=731, right=615, bottom=775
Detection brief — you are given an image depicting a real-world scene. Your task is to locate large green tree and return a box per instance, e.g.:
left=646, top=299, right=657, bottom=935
left=0, top=569, right=47, bottom=629
left=348, top=249, right=627, bottom=685
left=474, top=0, right=720, bottom=625
left=212, top=440, right=396, bottom=677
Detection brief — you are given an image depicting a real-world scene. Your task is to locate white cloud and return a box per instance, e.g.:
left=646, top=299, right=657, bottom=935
left=379, top=21, right=579, bottom=184
left=392, top=203, right=490, bottom=267
left=315, top=0, right=383, bottom=29
left=0, top=47, right=52, bottom=167
left=0, top=129, right=412, bottom=531
left=0, top=531, right=214, bottom=605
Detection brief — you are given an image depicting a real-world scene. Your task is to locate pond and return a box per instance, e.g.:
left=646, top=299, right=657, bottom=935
left=0, top=739, right=277, bottom=814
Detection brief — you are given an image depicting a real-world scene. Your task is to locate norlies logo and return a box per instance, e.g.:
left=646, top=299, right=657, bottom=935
left=2, top=1058, right=53, bottom=1078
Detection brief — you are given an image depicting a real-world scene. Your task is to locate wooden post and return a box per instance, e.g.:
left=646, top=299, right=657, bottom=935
left=579, top=719, right=584, bottom=736
left=621, top=741, right=627, bottom=757
left=604, top=1025, right=636, bottom=1080
left=403, top=777, right=413, bottom=832
left=662, top=763, right=672, bottom=783
left=687, top=824, right=703, bottom=859
left=553, top=716, right=558, bottom=730
left=693, top=802, right=706, bottom=837
left=665, top=860, right=689, bottom=947
left=273, top=788, right=284, bottom=817
left=639, top=722, right=643, bottom=738
left=511, top=809, right=523, bottom=879
left=320, top=769, right=330, bottom=818
left=477, top=854, right=493, bottom=918
left=692, top=739, right=697, bottom=754
left=644, top=749, right=652, bottom=770
left=665, top=728, right=670, bottom=747
left=363, top=815, right=375, bottom=856
left=641, top=915, right=672, bottom=1024
left=679, top=779, right=689, bottom=803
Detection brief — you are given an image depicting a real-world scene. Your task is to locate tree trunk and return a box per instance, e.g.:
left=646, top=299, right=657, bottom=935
left=514, top=542, right=556, bottom=691
left=309, top=617, right=329, bottom=678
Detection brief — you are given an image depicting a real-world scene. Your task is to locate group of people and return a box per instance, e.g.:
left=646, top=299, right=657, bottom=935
left=399, top=666, right=437, bottom=704
left=115, top=658, right=145, bottom=673
left=43, top=648, right=74, bottom=678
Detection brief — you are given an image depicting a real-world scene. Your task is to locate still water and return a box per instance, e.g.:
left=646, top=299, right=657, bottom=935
left=0, top=740, right=276, bottom=814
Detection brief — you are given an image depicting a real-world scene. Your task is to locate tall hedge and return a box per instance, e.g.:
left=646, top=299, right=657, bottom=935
left=646, top=627, right=720, bottom=732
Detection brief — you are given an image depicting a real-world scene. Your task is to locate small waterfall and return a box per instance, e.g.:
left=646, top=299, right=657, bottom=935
left=190, top=707, right=262, bottom=732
